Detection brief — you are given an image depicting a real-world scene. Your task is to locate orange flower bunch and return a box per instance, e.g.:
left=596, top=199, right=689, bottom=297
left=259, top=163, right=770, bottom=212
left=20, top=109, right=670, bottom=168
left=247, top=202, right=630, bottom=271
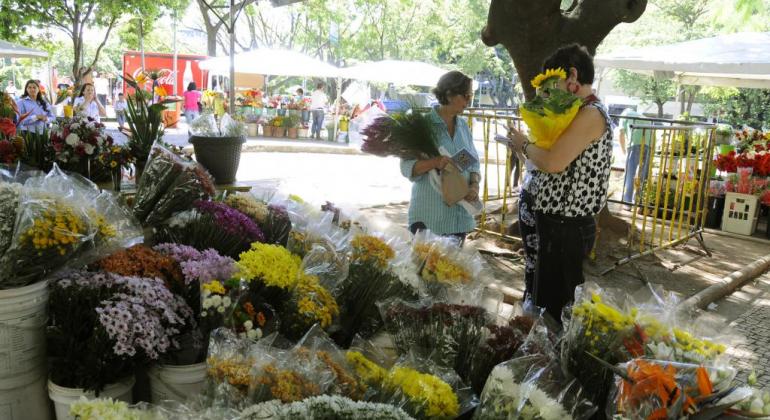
left=97, top=244, right=184, bottom=288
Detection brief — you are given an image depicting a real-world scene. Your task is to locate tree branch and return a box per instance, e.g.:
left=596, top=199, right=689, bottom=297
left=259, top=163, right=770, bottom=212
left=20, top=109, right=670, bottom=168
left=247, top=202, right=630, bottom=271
left=87, top=14, right=118, bottom=76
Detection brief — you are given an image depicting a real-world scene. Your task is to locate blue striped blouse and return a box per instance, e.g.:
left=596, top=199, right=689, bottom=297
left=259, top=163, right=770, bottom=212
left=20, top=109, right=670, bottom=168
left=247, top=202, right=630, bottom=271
left=399, top=107, right=480, bottom=235
left=16, top=97, right=55, bottom=133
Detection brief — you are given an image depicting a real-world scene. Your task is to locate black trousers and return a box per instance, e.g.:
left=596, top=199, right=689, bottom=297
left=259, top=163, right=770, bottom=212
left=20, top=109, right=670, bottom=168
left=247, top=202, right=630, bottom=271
left=409, top=222, right=466, bottom=246
left=532, top=211, right=596, bottom=323
left=518, top=189, right=538, bottom=301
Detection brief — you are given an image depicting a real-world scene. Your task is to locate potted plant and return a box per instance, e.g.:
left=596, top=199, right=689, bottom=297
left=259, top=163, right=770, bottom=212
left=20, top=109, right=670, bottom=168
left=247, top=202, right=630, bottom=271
left=271, top=115, right=285, bottom=138
left=283, top=114, right=300, bottom=139
left=297, top=123, right=309, bottom=138
left=122, top=73, right=177, bottom=181
left=245, top=113, right=260, bottom=137
left=261, top=119, right=273, bottom=137
left=189, top=112, right=247, bottom=184
left=47, top=269, right=194, bottom=418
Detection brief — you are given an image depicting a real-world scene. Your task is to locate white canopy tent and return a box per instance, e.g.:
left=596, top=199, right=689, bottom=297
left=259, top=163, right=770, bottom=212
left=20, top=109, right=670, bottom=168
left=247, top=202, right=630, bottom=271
left=0, top=40, right=47, bottom=59
left=199, top=48, right=341, bottom=79
left=595, top=32, right=770, bottom=89
left=340, top=60, right=449, bottom=87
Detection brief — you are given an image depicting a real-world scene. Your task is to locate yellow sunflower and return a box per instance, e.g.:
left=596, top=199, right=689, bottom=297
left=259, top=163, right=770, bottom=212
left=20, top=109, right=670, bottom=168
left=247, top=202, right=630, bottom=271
left=531, top=67, right=567, bottom=89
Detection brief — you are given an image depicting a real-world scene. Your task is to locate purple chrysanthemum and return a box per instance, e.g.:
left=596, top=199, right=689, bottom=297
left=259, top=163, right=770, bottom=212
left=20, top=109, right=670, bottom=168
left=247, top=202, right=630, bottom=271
left=194, top=200, right=265, bottom=243
left=154, top=243, right=236, bottom=285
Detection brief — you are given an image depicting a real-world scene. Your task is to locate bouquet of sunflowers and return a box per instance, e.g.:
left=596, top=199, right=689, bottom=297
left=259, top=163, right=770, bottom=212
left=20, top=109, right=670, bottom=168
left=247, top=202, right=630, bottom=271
left=519, top=68, right=583, bottom=150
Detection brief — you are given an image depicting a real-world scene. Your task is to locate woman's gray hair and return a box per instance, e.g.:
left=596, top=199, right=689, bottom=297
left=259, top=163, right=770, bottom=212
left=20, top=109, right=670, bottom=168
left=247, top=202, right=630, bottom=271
left=432, top=71, right=472, bottom=105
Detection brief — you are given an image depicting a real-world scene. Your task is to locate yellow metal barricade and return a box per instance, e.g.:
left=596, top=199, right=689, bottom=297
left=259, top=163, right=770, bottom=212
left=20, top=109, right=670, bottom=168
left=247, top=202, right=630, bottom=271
left=461, top=108, right=523, bottom=239
left=604, top=122, right=716, bottom=272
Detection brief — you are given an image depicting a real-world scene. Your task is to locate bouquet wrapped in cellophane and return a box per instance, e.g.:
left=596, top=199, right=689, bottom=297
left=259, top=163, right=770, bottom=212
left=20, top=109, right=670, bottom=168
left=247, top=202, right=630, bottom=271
left=132, top=142, right=215, bottom=225
left=519, top=68, right=583, bottom=150
left=360, top=111, right=440, bottom=160
left=332, top=231, right=419, bottom=347
left=345, top=338, right=478, bottom=420
left=411, top=230, right=486, bottom=295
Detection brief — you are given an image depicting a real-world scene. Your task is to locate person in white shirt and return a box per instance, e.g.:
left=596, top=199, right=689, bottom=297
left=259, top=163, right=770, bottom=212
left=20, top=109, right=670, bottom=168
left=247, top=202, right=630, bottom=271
left=73, top=83, right=106, bottom=122
left=5, top=80, right=17, bottom=98
left=310, top=82, right=328, bottom=139
left=114, top=93, right=128, bottom=129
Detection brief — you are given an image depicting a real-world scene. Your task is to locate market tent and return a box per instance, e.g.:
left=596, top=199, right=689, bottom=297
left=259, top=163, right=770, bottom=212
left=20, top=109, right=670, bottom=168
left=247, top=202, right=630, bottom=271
left=595, top=32, right=770, bottom=89
left=340, top=60, right=449, bottom=87
left=0, top=40, right=47, bottom=59
left=199, top=48, right=340, bottom=79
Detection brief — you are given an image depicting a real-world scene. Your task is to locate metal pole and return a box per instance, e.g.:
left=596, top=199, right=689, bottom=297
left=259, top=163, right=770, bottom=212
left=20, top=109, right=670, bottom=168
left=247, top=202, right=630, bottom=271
left=228, top=0, right=236, bottom=113
left=173, top=10, right=178, bottom=96
left=140, top=20, right=145, bottom=71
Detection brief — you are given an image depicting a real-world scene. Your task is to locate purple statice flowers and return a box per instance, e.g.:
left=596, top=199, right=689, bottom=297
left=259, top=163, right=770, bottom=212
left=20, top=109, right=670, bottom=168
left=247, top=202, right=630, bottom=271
left=194, top=200, right=265, bottom=243
left=154, top=243, right=236, bottom=285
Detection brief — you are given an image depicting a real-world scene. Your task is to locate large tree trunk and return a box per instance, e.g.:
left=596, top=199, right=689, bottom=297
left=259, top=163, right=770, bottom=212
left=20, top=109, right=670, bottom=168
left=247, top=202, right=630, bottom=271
left=481, top=0, right=648, bottom=100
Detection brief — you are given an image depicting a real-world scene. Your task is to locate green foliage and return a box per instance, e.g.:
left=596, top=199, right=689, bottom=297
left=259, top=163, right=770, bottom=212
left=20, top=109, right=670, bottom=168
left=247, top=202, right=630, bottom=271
left=702, top=88, right=770, bottom=129
left=390, top=110, right=440, bottom=158
left=613, top=70, right=675, bottom=116
left=123, top=75, right=172, bottom=163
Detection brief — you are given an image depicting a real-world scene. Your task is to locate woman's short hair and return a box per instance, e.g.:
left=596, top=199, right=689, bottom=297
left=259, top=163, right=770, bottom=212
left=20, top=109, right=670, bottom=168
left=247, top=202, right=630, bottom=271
left=187, top=82, right=197, bottom=91
left=542, top=44, right=595, bottom=85
left=315, top=82, right=325, bottom=90
left=432, top=71, right=472, bottom=106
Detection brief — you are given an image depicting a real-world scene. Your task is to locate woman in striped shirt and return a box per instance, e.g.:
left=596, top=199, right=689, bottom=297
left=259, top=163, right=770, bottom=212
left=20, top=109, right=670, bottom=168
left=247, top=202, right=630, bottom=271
left=400, top=71, right=481, bottom=243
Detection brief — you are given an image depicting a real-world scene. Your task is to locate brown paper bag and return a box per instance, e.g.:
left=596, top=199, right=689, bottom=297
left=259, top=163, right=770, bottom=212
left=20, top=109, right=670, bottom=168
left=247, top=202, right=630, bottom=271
left=441, top=163, right=469, bottom=206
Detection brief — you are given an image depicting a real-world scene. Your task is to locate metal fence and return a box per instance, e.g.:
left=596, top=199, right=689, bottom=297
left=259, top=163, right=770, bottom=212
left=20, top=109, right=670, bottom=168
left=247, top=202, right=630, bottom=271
left=461, top=108, right=717, bottom=268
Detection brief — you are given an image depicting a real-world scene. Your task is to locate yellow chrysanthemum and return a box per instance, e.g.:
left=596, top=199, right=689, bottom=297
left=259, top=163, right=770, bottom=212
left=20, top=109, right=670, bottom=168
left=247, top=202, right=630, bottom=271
left=530, top=67, right=567, bottom=89
left=237, top=243, right=303, bottom=289
left=346, top=351, right=387, bottom=384
left=202, top=280, right=226, bottom=295
left=294, top=276, right=339, bottom=328
left=385, top=366, right=460, bottom=419
left=351, top=235, right=395, bottom=270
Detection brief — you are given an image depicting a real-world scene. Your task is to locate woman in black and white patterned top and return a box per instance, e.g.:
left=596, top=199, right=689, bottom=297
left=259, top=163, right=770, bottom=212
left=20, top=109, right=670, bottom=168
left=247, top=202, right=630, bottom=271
left=508, top=44, right=612, bottom=323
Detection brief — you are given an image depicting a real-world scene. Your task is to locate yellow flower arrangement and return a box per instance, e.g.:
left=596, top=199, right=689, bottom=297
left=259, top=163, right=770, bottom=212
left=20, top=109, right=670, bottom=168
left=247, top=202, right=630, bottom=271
left=351, top=234, right=395, bottom=270
left=224, top=194, right=269, bottom=224
left=87, top=211, right=117, bottom=243
left=237, top=243, right=303, bottom=290
left=256, top=363, right=321, bottom=403
left=571, top=293, right=637, bottom=353
left=202, top=280, right=226, bottom=295
left=346, top=351, right=387, bottom=384
left=294, top=276, right=339, bottom=328
left=530, top=67, right=567, bottom=89
left=345, top=351, right=459, bottom=419
left=414, top=243, right=471, bottom=285
left=385, top=366, right=460, bottom=419
left=153, top=86, right=167, bottom=98
left=19, top=202, right=87, bottom=256
left=670, top=328, right=726, bottom=359
left=207, top=355, right=254, bottom=391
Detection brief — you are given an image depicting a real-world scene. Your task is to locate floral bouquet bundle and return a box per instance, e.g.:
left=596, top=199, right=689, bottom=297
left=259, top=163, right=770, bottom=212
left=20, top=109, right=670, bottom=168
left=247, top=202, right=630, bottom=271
left=50, top=116, right=114, bottom=167
left=0, top=182, right=22, bottom=261
left=286, top=212, right=351, bottom=288
left=474, top=354, right=595, bottom=420
left=98, top=144, right=135, bottom=171
left=345, top=350, right=475, bottom=419
left=0, top=189, right=92, bottom=287
left=714, top=150, right=738, bottom=173
left=607, top=359, right=737, bottom=420
left=468, top=313, right=538, bottom=394
left=519, top=68, right=583, bottom=150
left=69, top=398, right=157, bottom=420
left=133, top=143, right=215, bottom=225
left=48, top=270, right=194, bottom=393
left=247, top=348, right=325, bottom=404
left=411, top=231, right=484, bottom=294
left=205, top=328, right=261, bottom=405
left=240, top=395, right=414, bottom=420
left=561, top=285, right=648, bottom=409
left=156, top=200, right=265, bottom=259
left=360, top=111, right=439, bottom=160
left=154, top=242, right=237, bottom=287
left=96, top=244, right=184, bottom=288
left=223, top=193, right=293, bottom=246
left=333, top=233, right=419, bottom=347
left=280, top=274, right=339, bottom=340
left=379, top=299, right=489, bottom=382
left=727, top=384, right=770, bottom=416
left=0, top=137, right=22, bottom=165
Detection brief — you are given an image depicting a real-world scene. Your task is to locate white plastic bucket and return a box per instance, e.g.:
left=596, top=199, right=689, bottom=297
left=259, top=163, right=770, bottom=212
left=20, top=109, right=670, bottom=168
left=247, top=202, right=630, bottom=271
left=0, top=280, right=48, bottom=378
left=148, top=362, right=207, bottom=403
left=48, top=376, right=134, bottom=420
left=0, top=368, right=51, bottom=420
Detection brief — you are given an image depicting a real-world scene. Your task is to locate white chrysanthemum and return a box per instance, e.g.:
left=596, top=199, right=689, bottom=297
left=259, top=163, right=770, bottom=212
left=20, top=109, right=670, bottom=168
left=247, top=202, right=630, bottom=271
left=65, top=133, right=80, bottom=146
left=83, top=143, right=95, bottom=155
left=526, top=385, right=571, bottom=420
left=247, top=329, right=258, bottom=339
left=243, top=320, right=253, bottom=330
left=222, top=296, right=231, bottom=307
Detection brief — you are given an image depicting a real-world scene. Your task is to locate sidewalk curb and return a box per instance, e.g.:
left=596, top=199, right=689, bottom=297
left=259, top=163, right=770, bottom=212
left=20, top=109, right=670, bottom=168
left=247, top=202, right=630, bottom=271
left=682, top=253, right=770, bottom=310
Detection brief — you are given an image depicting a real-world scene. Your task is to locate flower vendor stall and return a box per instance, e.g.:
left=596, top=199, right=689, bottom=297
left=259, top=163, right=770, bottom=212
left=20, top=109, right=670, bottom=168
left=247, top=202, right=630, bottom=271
left=2, top=128, right=770, bottom=419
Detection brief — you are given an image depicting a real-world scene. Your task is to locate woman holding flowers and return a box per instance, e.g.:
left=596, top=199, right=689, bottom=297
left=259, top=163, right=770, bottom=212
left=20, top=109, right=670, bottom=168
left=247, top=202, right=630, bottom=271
left=73, top=83, right=106, bottom=122
left=507, top=44, right=612, bottom=322
left=16, top=80, right=54, bottom=133
left=400, top=71, right=481, bottom=243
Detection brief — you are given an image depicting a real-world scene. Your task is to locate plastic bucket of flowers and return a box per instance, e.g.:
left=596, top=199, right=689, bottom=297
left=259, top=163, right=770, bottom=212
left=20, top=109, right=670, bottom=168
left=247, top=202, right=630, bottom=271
left=147, top=362, right=207, bottom=403
left=189, top=112, right=247, bottom=184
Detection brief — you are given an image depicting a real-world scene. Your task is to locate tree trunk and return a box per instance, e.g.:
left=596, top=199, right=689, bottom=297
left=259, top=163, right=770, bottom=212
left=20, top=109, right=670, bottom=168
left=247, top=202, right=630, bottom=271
left=482, top=0, right=648, bottom=100
left=656, top=101, right=664, bottom=118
